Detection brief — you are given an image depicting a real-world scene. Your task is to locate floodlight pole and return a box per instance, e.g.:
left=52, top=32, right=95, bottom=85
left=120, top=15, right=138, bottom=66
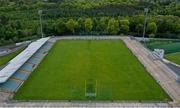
left=38, top=10, right=44, bottom=38
left=143, top=8, right=148, bottom=42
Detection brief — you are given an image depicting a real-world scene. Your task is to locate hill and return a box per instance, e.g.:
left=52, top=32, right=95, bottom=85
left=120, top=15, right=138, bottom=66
left=0, top=0, right=179, bottom=45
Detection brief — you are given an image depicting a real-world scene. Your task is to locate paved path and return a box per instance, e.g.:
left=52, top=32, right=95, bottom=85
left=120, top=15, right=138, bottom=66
left=0, top=101, right=175, bottom=107
left=0, top=44, right=26, bottom=57
left=164, top=62, right=180, bottom=76
left=121, top=37, right=180, bottom=104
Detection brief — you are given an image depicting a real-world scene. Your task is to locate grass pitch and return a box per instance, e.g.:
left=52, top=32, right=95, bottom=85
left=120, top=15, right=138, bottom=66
left=14, top=40, right=170, bottom=101
left=165, top=52, right=180, bottom=65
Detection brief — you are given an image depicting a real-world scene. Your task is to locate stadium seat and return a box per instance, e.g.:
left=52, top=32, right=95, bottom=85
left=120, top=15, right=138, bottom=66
left=12, top=72, right=29, bottom=80
left=0, top=80, right=22, bottom=92
left=37, top=47, right=45, bottom=52
left=28, top=58, right=41, bottom=64
left=46, top=43, right=53, bottom=49
left=42, top=44, right=50, bottom=49
left=36, top=50, right=47, bottom=55
left=21, top=64, right=34, bottom=72
left=0, top=39, right=54, bottom=93
left=33, top=53, right=44, bottom=59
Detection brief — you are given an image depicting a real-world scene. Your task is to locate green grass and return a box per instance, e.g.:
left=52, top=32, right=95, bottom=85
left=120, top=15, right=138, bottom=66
left=0, top=48, right=24, bottom=66
left=165, top=52, right=180, bottom=65
left=14, top=40, right=170, bottom=101
left=143, top=39, right=180, bottom=54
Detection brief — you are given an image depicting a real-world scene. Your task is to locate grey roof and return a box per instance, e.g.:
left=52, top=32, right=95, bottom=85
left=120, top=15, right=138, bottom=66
left=0, top=37, right=50, bottom=83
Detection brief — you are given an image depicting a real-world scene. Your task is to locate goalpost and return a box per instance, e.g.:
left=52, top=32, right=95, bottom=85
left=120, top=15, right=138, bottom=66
left=85, top=79, right=97, bottom=99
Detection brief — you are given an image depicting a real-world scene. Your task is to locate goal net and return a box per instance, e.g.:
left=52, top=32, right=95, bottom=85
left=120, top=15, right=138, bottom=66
left=85, top=79, right=97, bottom=99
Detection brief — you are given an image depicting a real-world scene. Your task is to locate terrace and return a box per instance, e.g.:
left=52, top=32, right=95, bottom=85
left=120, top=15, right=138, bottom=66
left=0, top=37, right=53, bottom=93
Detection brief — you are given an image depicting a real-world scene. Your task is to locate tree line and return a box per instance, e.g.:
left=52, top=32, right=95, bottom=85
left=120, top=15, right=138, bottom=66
left=1, top=14, right=179, bottom=45
left=43, top=15, right=179, bottom=37
left=0, top=0, right=179, bottom=45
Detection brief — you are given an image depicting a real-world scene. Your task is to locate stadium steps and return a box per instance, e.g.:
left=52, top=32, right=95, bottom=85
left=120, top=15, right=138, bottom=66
left=28, top=57, right=41, bottom=65
left=33, top=53, right=45, bottom=59
left=0, top=88, right=13, bottom=93
left=36, top=50, right=48, bottom=56
left=40, top=42, right=53, bottom=50
left=44, top=42, right=54, bottom=50
left=0, top=39, right=55, bottom=93
left=11, top=72, right=29, bottom=81
left=31, top=56, right=41, bottom=60
left=10, top=77, right=24, bottom=82
left=20, top=64, right=34, bottom=72
left=37, top=49, right=48, bottom=54
left=0, top=80, right=22, bottom=92
left=39, top=46, right=49, bottom=52
left=18, top=69, right=31, bottom=74
left=25, top=61, right=36, bottom=65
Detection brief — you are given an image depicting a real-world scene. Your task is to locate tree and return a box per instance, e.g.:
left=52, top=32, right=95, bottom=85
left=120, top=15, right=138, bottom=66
left=130, top=15, right=144, bottom=32
left=175, top=24, right=180, bottom=34
left=155, top=15, right=179, bottom=34
left=77, top=17, right=84, bottom=31
left=84, top=18, right=93, bottom=32
left=0, top=15, right=9, bottom=25
left=147, top=22, right=157, bottom=38
left=65, top=19, right=78, bottom=34
left=119, top=20, right=129, bottom=26
left=4, top=25, right=17, bottom=40
left=55, top=19, right=66, bottom=35
left=44, top=21, right=55, bottom=36
left=97, top=17, right=108, bottom=31
left=0, top=26, right=5, bottom=40
left=107, top=18, right=119, bottom=35
left=119, top=20, right=129, bottom=34
left=0, top=0, right=9, bottom=6
left=135, top=24, right=143, bottom=36
left=16, top=0, right=25, bottom=6
left=120, top=25, right=129, bottom=34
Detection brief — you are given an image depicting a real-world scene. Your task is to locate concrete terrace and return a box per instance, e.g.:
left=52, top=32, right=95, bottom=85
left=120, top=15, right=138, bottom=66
left=122, top=37, right=180, bottom=104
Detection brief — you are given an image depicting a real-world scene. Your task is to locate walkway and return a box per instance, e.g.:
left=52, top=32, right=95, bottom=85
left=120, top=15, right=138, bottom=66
left=0, top=101, right=175, bottom=107
left=121, top=37, right=180, bottom=104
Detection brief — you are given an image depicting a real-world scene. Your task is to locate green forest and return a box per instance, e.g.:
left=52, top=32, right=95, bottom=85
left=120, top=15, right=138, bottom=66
left=0, top=0, right=180, bottom=45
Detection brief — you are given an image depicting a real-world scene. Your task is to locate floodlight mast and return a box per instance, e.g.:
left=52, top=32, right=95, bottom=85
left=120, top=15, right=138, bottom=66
left=143, top=8, right=148, bottom=42
left=38, top=10, right=44, bottom=38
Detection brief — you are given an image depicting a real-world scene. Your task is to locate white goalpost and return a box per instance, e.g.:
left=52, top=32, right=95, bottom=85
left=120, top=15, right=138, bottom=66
left=85, top=79, right=97, bottom=98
